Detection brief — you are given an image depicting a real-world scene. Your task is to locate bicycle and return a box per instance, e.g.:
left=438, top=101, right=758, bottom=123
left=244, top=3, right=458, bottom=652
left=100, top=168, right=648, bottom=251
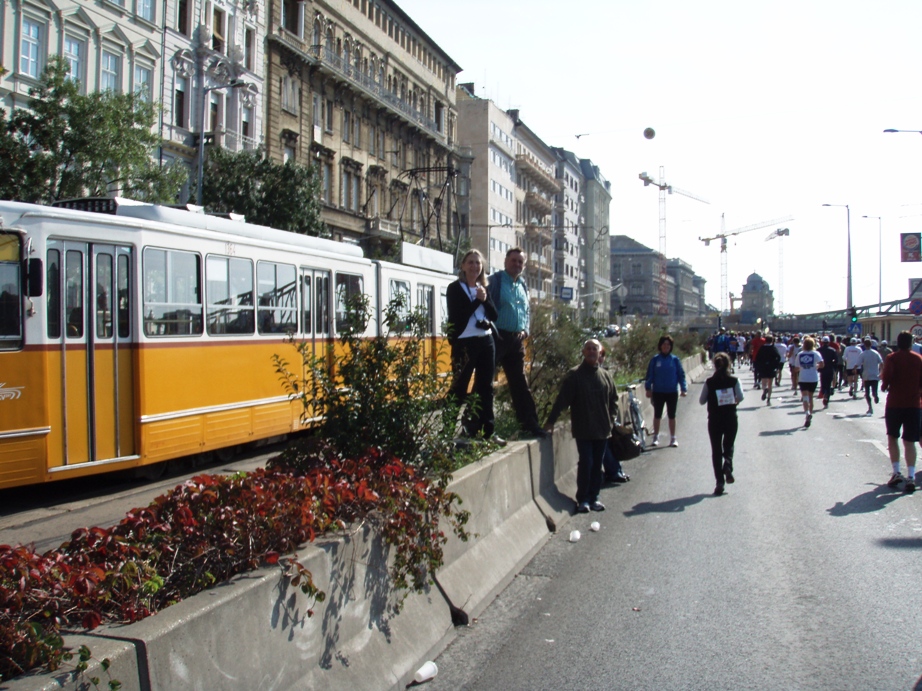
left=625, top=380, right=647, bottom=452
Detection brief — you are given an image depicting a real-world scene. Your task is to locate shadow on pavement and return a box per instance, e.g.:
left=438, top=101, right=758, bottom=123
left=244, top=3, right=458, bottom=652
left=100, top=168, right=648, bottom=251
left=623, top=493, right=709, bottom=516
left=758, top=426, right=804, bottom=436
left=877, top=537, right=922, bottom=549
left=826, top=483, right=903, bottom=516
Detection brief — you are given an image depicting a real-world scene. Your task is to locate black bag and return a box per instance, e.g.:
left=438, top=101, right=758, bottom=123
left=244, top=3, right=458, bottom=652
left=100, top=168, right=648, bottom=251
left=609, top=425, right=642, bottom=461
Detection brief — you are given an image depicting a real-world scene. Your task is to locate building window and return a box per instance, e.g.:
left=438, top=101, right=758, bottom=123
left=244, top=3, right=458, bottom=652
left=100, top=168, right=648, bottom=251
left=138, top=0, right=154, bottom=22
left=101, top=50, right=121, bottom=92
left=244, top=27, right=255, bottom=71
left=341, top=169, right=352, bottom=207
left=283, top=144, right=296, bottom=162
left=325, top=98, right=333, bottom=131
left=134, top=64, right=152, bottom=100
left=281, top=75, right=298, bottom=114
left=282, top=0, right=298, bottom=34
left=369, top=125, right=376, bottom=155
left=241, top=106, right=253, bottom=143
left=63, top=36, right=85, bottom=85
left=20, top=18, right=42, bottom=78
left=174, top=76, right=188, bottom=128
left=312, top=93, right=322, bottom=128
left=209, top=92, right=222, bottom=132
left=322, top=162, right=332, bottom=203
left=177, top=0, right=190, bottom=35
left=353, top=114, right=361, bottom=148
left=352, top=174, right=360, bottom=212
left=212, top=7, right=226, bottom=53
left=343, top=110, right=351, bottom=143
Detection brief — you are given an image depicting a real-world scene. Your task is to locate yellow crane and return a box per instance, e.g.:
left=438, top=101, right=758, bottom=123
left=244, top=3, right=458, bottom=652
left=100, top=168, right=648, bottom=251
left=700, top=213, right=794, bottom=314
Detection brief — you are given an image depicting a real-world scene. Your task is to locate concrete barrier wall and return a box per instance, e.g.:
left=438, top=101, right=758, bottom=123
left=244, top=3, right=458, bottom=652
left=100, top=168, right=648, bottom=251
left=5, top=352, right=707, bottom=691
left=6, top=433, right=581, bottom=691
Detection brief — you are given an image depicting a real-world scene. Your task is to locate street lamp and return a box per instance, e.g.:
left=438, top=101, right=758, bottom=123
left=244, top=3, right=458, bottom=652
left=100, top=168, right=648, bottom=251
left=197, top=79, right=248, bottom=206
left=862, top=215, right=883, bottom=313
left=884, top=129, right=922, bottom=135
left=822, top=203, right=852, bottom=309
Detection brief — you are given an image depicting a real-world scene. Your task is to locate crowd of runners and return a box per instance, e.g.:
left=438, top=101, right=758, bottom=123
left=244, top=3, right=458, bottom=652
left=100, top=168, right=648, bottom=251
left=706, top=326, right=922, bottom=493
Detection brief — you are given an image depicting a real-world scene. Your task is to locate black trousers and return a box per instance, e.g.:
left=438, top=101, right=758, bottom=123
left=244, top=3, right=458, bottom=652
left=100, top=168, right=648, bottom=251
left=495, top=330, right=540, bottom=430
left=708, top=415, right=738, bottom=486
left=451, top=335, right=495, bottom=437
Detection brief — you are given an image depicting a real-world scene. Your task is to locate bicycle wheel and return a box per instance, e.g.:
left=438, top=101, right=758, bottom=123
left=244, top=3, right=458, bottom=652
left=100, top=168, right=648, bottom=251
left=629, top=400, right=646, bottom=451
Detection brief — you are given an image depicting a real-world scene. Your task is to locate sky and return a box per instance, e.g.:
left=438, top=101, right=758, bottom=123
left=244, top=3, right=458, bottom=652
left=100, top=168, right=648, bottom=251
left=396, top=0, right=922, bottom=315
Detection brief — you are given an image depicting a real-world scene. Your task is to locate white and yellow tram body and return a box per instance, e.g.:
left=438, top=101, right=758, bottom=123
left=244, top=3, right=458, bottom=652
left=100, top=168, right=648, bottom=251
left=0, top=199, right=455, bottom=490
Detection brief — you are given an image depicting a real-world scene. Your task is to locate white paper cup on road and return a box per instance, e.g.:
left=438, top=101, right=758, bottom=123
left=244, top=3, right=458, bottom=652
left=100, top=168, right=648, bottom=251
left=414, top=661, right=438, bottom=683
left=569, top=530, right=581, bottom=542
left=590, top=521, right=601, bottom=532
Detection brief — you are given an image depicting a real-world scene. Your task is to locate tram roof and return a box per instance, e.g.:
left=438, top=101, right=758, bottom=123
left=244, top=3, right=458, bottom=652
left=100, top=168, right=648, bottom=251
left=51, top=197, right=366, bottom=259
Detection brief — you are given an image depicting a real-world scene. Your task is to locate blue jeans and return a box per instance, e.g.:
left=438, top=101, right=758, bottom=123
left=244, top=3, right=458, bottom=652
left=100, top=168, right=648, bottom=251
left=575, top=439, right=607, bottom=504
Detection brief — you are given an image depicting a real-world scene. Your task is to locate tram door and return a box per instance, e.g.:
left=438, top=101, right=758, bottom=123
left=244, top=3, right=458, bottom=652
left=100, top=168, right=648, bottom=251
left=301, top=268, right=331, bottom=419
left=46, top=241, right=135, bottom=468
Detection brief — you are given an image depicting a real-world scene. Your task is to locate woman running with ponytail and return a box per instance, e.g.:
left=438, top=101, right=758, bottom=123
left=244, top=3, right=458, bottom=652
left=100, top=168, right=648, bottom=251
left=699, top=352, right=744, bottom=496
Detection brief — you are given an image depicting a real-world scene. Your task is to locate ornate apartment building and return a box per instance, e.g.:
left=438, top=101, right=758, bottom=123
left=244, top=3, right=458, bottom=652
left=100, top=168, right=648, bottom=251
left=263, top=0, right=461, bottom=247
left=160, top=0, right=266, bottom=190
left=579, top=158, right=611, bottom=323
left=550, top=148, right=582, bottom=307
left=3, top=0, right=164, bottom=135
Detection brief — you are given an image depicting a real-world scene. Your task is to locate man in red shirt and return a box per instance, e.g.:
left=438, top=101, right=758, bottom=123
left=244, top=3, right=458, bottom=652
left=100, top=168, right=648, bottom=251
left=880, top=331, right=922, bottom=493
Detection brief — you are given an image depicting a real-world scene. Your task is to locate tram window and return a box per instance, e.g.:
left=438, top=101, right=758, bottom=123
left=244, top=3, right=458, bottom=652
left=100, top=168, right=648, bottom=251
left=0, top=262, right=22, bottom=349
left=206, top=255, right=254, bottom=335
left=257, top=261, right=297, bottom=334
left=316, top=273, right=330, bottom=334
left=334, top=273, right=363, bottom=332
left=96, top=253, right=113, bottom=339
left=301, top=273, right=311, bottom=334
left=389, top=278, right=411, bottom=330
left=65, top=249, right=83, bottom=338
left=117, top=254, right=130, bottom=338
left=47, top=249, right=61, bottom=338
left=143, top=247, right=203, bottom=336
left=440, top=287, right=448, bottom=335
left=417, top=283, right=434, bottom=334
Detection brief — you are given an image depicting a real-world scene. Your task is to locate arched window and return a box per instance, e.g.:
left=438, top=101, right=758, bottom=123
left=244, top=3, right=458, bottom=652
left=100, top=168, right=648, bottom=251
left=312, top=19, right=321, bottom=49
left=324, top=28, right=334, bottom=58
left=343, top=39, right=351, bottom=72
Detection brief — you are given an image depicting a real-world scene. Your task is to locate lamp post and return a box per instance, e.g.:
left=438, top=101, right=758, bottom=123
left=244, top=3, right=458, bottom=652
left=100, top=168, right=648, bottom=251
left=822, top=203, right=852, bottom=309
left=197, top=79, right=247, bottom=206
left=862, top=215, right=883, bottom=312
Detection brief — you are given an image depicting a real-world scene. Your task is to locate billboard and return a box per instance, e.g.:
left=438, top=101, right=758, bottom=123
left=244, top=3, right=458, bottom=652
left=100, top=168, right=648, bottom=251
left=901, top=233, right=921, bottom=262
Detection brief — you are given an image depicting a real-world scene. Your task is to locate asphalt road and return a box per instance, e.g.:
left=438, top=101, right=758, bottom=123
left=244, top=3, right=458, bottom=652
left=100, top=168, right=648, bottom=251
left=424, top=371, right=922, bottom=691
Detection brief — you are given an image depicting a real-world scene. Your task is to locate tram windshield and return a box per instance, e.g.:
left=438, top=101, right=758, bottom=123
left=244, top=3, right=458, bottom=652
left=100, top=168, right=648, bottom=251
left=0, top=233, right=23, bottom=350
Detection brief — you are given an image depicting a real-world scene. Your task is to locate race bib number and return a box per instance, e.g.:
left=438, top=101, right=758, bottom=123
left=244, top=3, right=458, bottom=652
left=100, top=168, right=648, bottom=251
left=716, top=388, right=736, bottom=406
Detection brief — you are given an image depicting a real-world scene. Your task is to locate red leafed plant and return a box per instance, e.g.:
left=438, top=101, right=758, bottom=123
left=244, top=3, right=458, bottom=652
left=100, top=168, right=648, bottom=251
left=1, top=449, right=469, bottom=682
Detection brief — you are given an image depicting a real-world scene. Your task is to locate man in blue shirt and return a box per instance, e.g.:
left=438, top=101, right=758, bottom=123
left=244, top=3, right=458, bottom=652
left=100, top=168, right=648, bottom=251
left=488, top=247, right=545, bottom=438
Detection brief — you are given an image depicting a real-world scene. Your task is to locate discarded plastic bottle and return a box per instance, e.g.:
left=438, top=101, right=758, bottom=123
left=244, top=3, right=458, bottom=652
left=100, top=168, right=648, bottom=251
left=414, top=661, right=438, bottom=683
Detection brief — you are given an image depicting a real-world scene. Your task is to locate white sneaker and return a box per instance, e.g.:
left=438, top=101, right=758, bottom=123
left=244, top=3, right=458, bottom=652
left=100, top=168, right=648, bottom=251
left=651, top=435, right=660, bottom=447
left=670, top=437, right=678, bottom=448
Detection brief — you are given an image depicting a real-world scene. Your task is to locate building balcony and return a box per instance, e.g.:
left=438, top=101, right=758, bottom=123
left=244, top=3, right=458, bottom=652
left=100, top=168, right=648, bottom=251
left=525, top=221, right=553, bottom=246
left=525, top=190, right=554, bottom=216
left=366, top=216, right=401, bottom=241
left=269, top=33, right=449, bottom=145
left=515, top=154, right=563, bottom=194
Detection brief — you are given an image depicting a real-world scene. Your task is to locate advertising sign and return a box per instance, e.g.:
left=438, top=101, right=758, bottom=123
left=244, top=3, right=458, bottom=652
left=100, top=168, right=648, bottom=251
left=901, top=233, right=922, bottom=262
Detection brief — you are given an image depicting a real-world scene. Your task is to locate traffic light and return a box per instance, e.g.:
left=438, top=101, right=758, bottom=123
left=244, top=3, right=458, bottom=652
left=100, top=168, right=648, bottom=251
left=822, top=319, right=828, bottom=331
left=850, top=308, right=858, bottom=323
left=618, top=304, right=626, bottom=315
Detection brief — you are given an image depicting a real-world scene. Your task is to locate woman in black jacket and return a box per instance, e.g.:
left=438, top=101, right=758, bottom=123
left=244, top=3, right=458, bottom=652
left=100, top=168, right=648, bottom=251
left=699, top=352, right=744, bottom=496
left=753, top=334, right=782, bottom=405
left=446, top=249, right=501, bottom=442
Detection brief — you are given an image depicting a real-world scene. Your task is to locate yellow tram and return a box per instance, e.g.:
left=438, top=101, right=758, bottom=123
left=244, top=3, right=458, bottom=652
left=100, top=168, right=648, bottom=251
left=0, top=199, right=455, bottom=490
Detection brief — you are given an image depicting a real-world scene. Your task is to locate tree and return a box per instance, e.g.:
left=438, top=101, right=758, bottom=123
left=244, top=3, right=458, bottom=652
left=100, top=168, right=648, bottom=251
left=0, top=56, right=185, bottom=204
left=198, top=146, right=326, bottom=235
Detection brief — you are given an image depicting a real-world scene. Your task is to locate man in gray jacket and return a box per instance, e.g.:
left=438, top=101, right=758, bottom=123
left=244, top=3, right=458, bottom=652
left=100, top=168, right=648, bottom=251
left=544, top=339, right=619, bottom=513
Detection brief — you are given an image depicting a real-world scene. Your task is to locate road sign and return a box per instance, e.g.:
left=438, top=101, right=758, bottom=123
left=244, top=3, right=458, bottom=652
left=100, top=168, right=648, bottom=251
left=614, top=284, right=628, bottom=300
left=910, top=299, right=922, bottom=316
left=847, top=322, right=863, bottom=335
left=560, top=287, right=573, bottom=301
left=912, top=324, right=922, bottom=338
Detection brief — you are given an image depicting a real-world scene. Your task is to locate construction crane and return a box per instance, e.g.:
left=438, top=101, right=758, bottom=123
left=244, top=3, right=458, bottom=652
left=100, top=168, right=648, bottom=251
left=765, top=227, right=790, bottom=313
left=699, top=214, right=794, bottom=314
left=639, top=168, right=709, bottom=314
